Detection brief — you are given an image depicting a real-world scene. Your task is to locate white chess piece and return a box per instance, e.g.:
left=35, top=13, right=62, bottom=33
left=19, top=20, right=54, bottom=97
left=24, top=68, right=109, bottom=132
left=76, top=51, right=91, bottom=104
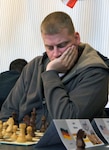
left=17, top=123, right=27, bottom=143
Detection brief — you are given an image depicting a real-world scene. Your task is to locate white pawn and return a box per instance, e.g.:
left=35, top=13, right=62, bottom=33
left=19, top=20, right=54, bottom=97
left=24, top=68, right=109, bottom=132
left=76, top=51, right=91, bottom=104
left=26, top=126, right=33, bottom=141
left=17, top=123, right=27, bottom=143
left=11, top=125, right=18, bottom=141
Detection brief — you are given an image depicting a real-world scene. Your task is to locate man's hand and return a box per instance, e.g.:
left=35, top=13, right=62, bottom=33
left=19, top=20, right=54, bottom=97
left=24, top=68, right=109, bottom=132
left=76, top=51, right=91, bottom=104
left=46, top=46, right=78, bottom=73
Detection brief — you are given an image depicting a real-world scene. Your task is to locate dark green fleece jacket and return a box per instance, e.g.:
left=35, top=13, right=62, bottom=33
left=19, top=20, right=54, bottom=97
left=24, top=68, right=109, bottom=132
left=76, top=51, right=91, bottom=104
left=0, top=43, right=109, bottom=129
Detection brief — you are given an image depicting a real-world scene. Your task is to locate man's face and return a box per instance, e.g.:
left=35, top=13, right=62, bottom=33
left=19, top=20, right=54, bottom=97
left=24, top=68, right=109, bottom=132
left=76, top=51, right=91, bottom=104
left=42, top=28, right=80, bottom=61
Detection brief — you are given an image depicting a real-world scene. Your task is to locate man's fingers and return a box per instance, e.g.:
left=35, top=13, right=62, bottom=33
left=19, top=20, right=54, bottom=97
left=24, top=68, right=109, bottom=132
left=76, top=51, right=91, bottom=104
left=62, top=46, right=78, bottom=69
left=61, top=46, right=74, bottom=62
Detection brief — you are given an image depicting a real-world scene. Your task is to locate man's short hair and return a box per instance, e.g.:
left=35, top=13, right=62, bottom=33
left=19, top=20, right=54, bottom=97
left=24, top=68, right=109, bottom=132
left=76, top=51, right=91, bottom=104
left=41, top=11, right=75, bottom=35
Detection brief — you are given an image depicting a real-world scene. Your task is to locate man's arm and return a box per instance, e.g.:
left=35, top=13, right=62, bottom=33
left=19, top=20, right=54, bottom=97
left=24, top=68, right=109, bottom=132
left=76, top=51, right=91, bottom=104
left=42, top=67, right=108, bottom=121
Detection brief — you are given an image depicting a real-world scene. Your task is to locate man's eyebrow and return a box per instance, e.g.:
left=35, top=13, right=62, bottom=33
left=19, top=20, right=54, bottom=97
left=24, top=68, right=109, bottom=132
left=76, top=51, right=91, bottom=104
left=57, top=41, right=70, bottom=46
left=45, top=44, right=53, bottom=47
left=45, top=41, right=70, bottom=46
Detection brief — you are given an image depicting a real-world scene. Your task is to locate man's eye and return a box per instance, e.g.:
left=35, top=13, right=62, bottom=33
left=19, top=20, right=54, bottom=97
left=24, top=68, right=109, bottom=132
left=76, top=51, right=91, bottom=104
left=49, top=46, right=54, bottom=50
left=58, top=42, right=69, bottom=48
left=46, top=46, right=54, bottom=50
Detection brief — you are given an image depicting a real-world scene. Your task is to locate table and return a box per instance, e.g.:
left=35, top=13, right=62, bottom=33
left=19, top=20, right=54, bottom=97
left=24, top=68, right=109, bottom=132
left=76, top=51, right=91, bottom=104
left=0, top=144, right=109, bottom=150
left=87, top=144, right=109, bottom=150
left=0, top=144, right=64, bottom=150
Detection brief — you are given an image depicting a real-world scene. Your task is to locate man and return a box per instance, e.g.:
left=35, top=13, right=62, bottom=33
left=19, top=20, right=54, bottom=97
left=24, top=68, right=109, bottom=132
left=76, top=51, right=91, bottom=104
left=0, top=59, right=27, bottom=109
left=0, top=11, right=109, bottom=129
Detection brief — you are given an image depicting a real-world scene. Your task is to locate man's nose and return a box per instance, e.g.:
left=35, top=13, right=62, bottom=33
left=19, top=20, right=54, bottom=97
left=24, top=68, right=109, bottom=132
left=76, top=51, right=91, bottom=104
left=53, top=47, right=61, bottom=58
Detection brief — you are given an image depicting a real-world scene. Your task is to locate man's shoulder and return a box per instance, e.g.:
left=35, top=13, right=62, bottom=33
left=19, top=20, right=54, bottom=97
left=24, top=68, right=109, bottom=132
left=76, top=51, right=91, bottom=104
left=23, top=54, right=48, bottom=75
left=0, top=70, right=20, bottom=78
left=29, top=54, right=46, bottom=65
left=0, top=71, right=20, bottom=85
left=26, top=53, right=48, bottom=68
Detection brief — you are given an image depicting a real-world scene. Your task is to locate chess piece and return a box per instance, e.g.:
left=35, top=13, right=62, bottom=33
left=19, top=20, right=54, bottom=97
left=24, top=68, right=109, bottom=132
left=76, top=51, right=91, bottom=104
left=76, top=129, right=86, bottom=150
left=40, top=115, right=48, bottom=132
left=30, top=108, right=36, bottom=137
left=23, top=115, right=30, bottom=127
left=12, top=112, right=18, bottom=125
left=2, top=122, right=8, bottom=137
left=17, top=123, right=27, bottom=143
left=11, top=125, right=18, bottom=141
left=0, top=120, right=3, bottom=139
left=4, top=117, right=14, bottom=138
left=26, top=126, right=33, bottom=141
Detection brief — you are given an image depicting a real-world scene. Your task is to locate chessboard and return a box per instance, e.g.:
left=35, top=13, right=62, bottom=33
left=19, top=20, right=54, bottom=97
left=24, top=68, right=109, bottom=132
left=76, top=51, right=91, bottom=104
left=0, top=130, right=44, bottom=146
left=0, top=119, right=44, bottom=146
left=0, top=108, right=48, bottom=146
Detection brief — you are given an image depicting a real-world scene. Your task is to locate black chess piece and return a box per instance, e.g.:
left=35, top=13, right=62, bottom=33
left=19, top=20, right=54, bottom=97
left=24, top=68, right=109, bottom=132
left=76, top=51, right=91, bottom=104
left=30, top=108, right=36, bottom=137
left=23, top=115, right=30, bottom=127
left=76, top=129, right=86, bottom=150
left=40, top=115, right=47, bottom=132
left=12, top=112, right=18, bottom=125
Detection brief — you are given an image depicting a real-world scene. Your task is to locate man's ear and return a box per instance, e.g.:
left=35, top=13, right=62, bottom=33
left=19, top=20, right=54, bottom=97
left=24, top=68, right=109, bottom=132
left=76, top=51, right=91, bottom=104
left=74, top=32, right=80, bottom=45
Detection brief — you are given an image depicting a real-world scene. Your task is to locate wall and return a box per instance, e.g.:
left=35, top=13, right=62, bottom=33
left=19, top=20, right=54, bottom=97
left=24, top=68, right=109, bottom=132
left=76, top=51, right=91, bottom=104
left=0, top=0, right=109, bottom=72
